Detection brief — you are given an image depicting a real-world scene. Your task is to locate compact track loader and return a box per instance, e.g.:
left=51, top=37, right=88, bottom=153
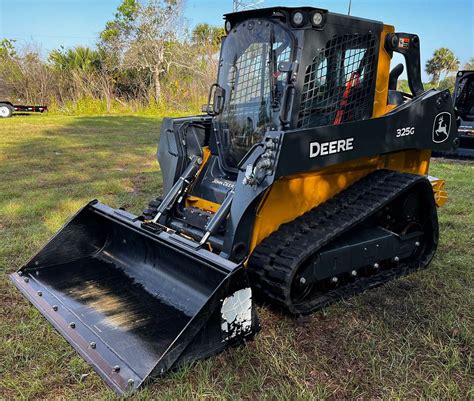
left=11, top=6, right=458, bottom=393
left=452, top=70, right=474, bottom=156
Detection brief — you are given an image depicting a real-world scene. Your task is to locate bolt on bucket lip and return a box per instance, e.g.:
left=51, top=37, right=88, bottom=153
left=10, top=271, right=141, bottom=393
left=10, top=201, right=256, bottom=394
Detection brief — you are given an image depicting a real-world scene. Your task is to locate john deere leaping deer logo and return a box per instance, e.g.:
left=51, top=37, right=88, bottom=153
left=432, top=112, right=451, bottom=143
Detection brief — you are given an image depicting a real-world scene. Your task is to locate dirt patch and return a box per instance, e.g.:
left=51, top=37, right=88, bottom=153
left=132, top=173, right=147, bottom=194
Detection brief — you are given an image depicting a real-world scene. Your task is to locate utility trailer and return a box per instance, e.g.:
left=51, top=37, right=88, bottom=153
left=0, top=101, right=48, bottom=118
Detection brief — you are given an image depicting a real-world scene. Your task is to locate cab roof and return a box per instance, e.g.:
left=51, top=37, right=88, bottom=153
left=224, top=6, right=383, bottom=26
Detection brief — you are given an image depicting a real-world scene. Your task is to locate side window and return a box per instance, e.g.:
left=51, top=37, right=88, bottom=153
left=297, top=33, right=377, bottom=129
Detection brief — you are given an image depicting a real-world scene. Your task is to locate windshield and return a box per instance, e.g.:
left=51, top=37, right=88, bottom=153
left=216, top=20, right=293, bottom=169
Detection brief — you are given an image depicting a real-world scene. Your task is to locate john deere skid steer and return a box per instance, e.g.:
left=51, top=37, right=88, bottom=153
left=11, top=6, right=458, bottom=393
left=453, top=70, right=474, bottom=156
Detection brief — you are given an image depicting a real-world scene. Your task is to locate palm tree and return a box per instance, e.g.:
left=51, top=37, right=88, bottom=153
left=425, top=48, right=460, bottom=87
left=49, top=47, right=104, bottom=73
left=192, top=23, right=225, bottom=50
left=463, top=58, right=474, bottom=71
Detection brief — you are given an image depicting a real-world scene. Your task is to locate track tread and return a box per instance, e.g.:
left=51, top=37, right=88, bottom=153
left=248, top=169, right=437, bottom=315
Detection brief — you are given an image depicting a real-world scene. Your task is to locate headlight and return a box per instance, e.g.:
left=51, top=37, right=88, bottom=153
left=225, top=20, right=232, bottom=33
left=311, top=12, right=324, bottom=27
left=291, top=11, right=305, bottom=27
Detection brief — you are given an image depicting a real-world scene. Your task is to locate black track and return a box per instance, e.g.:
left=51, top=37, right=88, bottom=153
left=142, top=197, right=162, bottom=220
left=248, top=169, right=439, bottom=315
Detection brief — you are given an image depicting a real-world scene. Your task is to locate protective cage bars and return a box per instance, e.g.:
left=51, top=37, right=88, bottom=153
left=226, top=42, right=292, bottom=115
left=297, top=32, right=377, bottom=129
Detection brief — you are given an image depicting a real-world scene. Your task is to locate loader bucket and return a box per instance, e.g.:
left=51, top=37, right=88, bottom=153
left=10, top=201, right=258, bottom=394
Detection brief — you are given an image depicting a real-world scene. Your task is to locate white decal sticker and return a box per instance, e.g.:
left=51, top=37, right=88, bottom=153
left=221, top=288, right=252, bottom=341
left=432, top=112, right=451, bottom=143
left=396, top=126, right=415, bottom=137
left=310, top=137, right=354, bottom=158
left=211, top=178, right=235, bottom=189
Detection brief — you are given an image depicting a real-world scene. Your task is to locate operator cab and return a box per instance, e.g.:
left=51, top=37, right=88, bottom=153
left=207, top=7, right=383, bottom=176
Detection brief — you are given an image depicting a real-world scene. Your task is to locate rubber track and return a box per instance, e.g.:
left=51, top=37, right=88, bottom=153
left=248, top=169, right=436, bottom=315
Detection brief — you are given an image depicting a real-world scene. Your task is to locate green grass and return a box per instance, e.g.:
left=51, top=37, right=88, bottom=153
left=1, top=114, right=473, bottom=399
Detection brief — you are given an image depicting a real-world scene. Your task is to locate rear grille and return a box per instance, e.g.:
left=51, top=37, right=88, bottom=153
left=297, top=33, right=377, bottom=129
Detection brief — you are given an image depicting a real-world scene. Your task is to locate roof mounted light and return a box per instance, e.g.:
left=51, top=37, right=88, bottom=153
left=311, top=12, right=324, bottom=27
left=291, top=10, right=306, bottom=27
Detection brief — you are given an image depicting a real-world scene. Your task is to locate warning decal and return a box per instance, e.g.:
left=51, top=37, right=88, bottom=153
left=398, top=37, right=410, bottom=49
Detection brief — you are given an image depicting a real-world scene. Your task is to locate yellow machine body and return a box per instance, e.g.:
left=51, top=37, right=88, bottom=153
left=187, top=24, right=445, bottom=255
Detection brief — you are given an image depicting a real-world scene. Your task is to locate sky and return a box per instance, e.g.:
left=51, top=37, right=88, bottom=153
left=0, top=0, right=472, bottom=81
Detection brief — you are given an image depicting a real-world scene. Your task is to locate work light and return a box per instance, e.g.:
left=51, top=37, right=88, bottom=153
left=291, top=11, right=305, bottom=27
left=312, top=11, right=324, bottom=27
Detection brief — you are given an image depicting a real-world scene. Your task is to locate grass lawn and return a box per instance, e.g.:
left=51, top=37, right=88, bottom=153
left=1, top=114, right=473, bottom=399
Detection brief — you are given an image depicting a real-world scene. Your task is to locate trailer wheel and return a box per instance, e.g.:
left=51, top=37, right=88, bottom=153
left=0, top=103, right=13, bottom=118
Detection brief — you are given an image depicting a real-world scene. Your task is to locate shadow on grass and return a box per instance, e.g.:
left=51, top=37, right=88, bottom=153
left=0, top=115, right=164, bottom=268
left=12, top=113, right=34, bottom=117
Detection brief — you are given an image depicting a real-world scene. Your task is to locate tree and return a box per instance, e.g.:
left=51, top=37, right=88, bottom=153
left=48, top=46, right=116, bottom=109
left=0, top=3, right=225, bottom=111
left=0, top=40, right=54, bottom=104
left=463, top=57, right=474, bottom=71
left=192, top=23, right=225, bottom=51
left=397, top=79, right=410, bottom=93
left=100, top=0, right=184, bottom=102
left=49, top=46, right=104, bottom=72
left=187, top=23, right=224, bottom=91
left=0, top=39, right=18, bottom=98
left=425, top=48, right=460, bottom=87
left=438, top=76, right=456, bottom=92
left=0, top=39, right=17, bottom=59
